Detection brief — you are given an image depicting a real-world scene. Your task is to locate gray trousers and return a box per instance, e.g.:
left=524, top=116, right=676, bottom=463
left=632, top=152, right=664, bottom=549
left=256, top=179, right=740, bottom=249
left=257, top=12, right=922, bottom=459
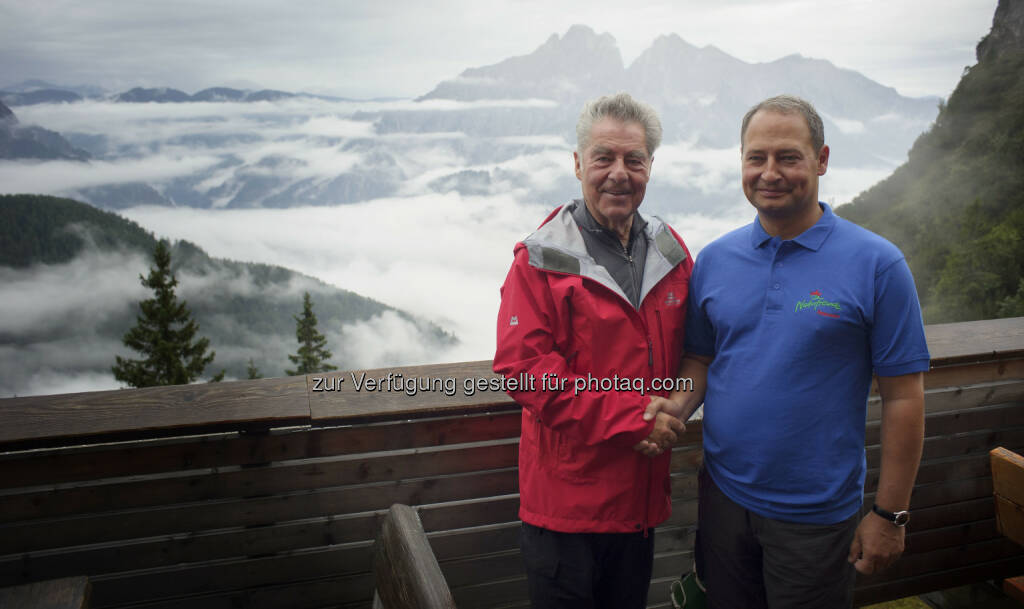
left=696, top=467, right=859, bottom=609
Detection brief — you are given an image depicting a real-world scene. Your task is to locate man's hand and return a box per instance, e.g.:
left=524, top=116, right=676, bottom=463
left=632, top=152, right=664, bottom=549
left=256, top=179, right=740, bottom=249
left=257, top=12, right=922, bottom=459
left=642, top=395, right=686, bottom=421
left=847, top=511, right=905, bottom=575
left=633, top=399, right=684, bottom=457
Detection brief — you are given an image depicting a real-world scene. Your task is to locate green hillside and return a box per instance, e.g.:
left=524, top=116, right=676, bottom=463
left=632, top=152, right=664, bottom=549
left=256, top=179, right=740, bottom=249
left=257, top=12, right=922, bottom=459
left=0, top=193, right=455, bottom=388
left=837, top=1, right=1024, bottom=323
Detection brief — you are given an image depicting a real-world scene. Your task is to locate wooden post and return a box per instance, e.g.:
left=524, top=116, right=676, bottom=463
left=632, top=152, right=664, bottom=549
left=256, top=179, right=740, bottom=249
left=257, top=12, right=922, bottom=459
left=373, top=503, right=457, bottom=609
left=0, top=576, right=91, bottom=609
left=991, top=446, right=1024, bottom=546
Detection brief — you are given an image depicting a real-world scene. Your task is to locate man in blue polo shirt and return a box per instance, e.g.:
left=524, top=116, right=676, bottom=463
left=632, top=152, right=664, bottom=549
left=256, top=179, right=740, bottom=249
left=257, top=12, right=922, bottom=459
left=653, top=95, right=930, bottom=608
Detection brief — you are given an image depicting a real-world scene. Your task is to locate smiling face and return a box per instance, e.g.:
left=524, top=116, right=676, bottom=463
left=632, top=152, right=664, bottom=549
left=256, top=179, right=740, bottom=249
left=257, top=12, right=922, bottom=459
left=574, top=117, right=651, bottom=235
left=741, top=109, right=829, bottom=234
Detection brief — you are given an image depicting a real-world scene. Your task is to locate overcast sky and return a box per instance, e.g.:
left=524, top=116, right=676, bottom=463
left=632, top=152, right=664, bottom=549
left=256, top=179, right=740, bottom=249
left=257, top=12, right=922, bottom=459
left=0, top=0, right=1000, bottom=100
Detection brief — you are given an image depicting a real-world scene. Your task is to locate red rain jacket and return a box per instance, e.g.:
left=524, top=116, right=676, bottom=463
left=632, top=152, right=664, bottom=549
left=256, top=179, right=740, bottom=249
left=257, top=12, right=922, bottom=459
left=494, top=204, right=693, bottom=533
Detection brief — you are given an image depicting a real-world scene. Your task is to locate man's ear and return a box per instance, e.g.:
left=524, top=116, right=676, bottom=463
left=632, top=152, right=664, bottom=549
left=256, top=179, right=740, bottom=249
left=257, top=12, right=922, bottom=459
left=817, top=145, right=830, bottom=176
left=574, top=151, right=582, bottom=181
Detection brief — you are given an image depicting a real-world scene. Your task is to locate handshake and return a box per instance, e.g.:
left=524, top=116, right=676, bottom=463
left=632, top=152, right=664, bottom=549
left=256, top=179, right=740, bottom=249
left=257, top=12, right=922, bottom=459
left=633, top=395, right=688, bottom=457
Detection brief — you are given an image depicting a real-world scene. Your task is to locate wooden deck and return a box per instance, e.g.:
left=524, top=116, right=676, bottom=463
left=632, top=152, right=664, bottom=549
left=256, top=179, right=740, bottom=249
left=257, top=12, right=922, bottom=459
left=1, top=317, right=1022, bottom=608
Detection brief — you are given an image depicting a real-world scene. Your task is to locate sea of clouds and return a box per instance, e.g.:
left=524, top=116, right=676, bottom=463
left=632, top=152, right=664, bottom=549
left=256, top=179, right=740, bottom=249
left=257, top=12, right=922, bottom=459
left=1, top=97, right=899, bottom=396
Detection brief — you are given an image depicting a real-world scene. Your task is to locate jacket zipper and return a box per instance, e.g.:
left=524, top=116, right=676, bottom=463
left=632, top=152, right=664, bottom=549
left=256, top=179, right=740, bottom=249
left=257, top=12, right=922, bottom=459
left=642, top=312, right=657, bottom=537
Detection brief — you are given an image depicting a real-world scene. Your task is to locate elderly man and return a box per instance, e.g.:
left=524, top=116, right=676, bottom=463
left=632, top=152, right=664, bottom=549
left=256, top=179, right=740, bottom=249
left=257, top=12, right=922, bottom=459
left=493, top=92, right=694, bottom=609
left=659, top=94, right=930, bottom=608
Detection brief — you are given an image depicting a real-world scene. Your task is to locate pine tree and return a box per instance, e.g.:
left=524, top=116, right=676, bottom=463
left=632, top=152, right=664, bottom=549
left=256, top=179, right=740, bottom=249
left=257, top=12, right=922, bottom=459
left=285, top=291, right=337, bottom=375
left=112, top=240, right=224, bottom=387
left=246, top=358, right=263, bottom=379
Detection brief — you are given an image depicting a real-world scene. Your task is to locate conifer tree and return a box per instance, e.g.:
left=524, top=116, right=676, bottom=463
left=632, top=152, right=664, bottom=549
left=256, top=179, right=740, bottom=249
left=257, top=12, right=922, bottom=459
left=113, top=240, right=224, bottom=387
left=285, top=291, right=337, bottom=375
left=246, top=358, right=263, bottom=379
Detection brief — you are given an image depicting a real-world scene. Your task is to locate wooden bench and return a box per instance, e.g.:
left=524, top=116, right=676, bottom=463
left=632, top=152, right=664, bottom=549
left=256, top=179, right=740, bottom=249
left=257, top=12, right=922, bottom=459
left=991, top=446, right=1024, bottom=603
left=0, top=576, right=91, bottom=609
left=373, top=504, right=457, bottom=609
left=0, top=317, right=1021, bottom=608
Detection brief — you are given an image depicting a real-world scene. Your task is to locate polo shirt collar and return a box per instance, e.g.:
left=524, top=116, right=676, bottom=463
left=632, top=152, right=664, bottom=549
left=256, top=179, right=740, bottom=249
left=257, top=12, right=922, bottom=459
left=750, top=202, right=836, bottom=251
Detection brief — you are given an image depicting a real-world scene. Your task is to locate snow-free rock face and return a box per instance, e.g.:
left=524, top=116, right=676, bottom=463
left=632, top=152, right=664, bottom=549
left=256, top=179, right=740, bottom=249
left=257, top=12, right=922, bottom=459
left=419, top=24, right=626, bottom=103
left=114, top=87, right=192, bottom=103
left=0, top=100, right=15, bottom=124
left=977, top=0, right=1024, bottom=63
left=0, top=100, right=90, bottom=161
left=0, top=89, right=83, bottom=106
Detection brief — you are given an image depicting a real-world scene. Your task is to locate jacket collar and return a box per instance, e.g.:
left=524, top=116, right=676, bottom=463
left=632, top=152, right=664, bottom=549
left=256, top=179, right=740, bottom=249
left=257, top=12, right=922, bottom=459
left=521, top=201, right=688, bottom=308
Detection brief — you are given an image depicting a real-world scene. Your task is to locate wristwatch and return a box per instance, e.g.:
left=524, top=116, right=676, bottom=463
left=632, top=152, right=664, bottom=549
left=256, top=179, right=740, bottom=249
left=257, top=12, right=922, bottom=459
left=871, top=504, right=910, bottom=527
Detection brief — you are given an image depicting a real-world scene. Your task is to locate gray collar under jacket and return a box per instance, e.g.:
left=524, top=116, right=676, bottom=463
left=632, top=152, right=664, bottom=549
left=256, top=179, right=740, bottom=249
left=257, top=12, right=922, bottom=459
left=571, top=200, right=648, bottom=309
left=522, top=200, right=688, bottom=310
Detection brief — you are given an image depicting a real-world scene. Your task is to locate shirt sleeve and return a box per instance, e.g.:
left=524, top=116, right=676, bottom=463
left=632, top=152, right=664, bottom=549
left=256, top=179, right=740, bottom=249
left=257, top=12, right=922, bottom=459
left=684, top=253, right=715, bottom=357
left=871, top=257, right=931, bottom=377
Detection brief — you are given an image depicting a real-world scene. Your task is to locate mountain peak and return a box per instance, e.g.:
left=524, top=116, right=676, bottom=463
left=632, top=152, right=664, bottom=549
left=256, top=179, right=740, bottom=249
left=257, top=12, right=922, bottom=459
left=418, top=25, right=624, bottom=102
left=977, top=0, right=1024, bottom=62
left=0, top=100, right=16, bottom=124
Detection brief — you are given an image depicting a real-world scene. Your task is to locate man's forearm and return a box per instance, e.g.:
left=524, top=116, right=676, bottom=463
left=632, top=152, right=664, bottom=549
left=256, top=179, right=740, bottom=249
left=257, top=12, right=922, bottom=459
left=667, top=354, right=710, bottom=421
left=874, top=374, right=925, bottom=512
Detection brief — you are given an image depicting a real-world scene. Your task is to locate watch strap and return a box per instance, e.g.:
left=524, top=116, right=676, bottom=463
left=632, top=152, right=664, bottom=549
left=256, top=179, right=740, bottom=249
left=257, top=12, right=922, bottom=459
left=871, top=503, right=910, bottom=526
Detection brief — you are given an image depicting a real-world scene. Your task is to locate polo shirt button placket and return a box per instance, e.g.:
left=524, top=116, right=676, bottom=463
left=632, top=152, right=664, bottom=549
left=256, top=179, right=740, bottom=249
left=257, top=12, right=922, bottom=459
left=767, top=254, right=784, bottom=312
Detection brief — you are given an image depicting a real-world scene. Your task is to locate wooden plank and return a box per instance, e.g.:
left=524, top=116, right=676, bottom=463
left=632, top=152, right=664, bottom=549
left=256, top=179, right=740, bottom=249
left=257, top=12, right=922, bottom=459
left=921, top=400, right=1024, bottom=438
left=857, top=537, right=1024, bottom=584
left=866, top=378, right=1024, bottom=422
left=0, top=514, right=375, bottom=586
left=1, top=504, right=521, bottom=588
left=0, top=377, right=310, bottom=450
left=310, top=360, right=517, bottom=423
left=88, top=570, right=376, bottom=609
left=924, top=358, right=1024, bottom=391
left=995, top=496, right=1024, bottom=548
left=88, top=544, right=371, bottom=607
left=866, top=426, right=1024, bottom=472
left=853, top=555, right=1024, bottom=607
left=428, top=522, right=520, bottom=561
left=0, top=468, right=518, bottom=554
left=374, top=504, right=456, bottom=609
left=1004, top=575, right=1024, bottom=604
left=0, top=411, right=523, bottom=490
left=924, top=316, right=1024, bottom=366
left=864, top=478, right=994, bottom=515
left=439, top=548, right=523, bottom=589
left=902, top=497, right=995, bottom=531
left=418, top=495, right=521, bottom=533
left=902, top=519, right=1001, bottom=555
left=992, top=447, right=1024, bottom=505
left=0, top=575, right=91, bottom=609
left=992, top=446, right=1024, bottom=547
left=0, top=440, right=520, bottom=523
left=450, top=574, right=527, bottom=609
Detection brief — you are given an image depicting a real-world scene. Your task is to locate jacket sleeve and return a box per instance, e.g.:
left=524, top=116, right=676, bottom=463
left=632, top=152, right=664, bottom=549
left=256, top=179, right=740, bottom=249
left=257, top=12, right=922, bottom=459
left=493, top=247, right=653, bottom=449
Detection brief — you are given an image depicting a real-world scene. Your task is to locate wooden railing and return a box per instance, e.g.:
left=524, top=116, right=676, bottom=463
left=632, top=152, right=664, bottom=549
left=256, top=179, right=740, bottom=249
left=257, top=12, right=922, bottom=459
left=1, top=317, right=1022, bottom=608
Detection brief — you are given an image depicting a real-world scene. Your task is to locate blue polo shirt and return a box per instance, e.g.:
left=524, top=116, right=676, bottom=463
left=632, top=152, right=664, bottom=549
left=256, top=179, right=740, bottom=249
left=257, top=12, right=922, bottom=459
left=685, top=203, right=930, bottom=524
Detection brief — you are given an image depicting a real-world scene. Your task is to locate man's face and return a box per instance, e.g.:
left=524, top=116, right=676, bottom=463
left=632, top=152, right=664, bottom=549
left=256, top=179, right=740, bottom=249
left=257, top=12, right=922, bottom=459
left=741, top=110, right=829, bottom=220
left=574, top=117, right=651, bottom=228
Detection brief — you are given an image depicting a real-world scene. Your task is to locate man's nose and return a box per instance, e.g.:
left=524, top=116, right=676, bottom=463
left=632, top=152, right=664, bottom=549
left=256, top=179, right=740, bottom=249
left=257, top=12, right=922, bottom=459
left=761, top=158, right=781, bottom=181
left=609, top=157, right=628, bottom=180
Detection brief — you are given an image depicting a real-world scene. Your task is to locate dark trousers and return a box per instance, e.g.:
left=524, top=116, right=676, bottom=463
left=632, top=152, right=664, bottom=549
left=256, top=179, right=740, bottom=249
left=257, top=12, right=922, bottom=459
left=519, top=522, right=655, bottom=609
left=697, top=467, right=858, bottom=609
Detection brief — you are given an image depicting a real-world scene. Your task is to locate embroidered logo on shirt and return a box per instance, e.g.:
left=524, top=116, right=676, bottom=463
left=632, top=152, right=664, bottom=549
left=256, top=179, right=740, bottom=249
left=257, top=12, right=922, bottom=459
left=509, top=315, right=519, bottom=326
left=795, top=290, right=841, bottom=318
left=663, top=291, right=682, bottom=307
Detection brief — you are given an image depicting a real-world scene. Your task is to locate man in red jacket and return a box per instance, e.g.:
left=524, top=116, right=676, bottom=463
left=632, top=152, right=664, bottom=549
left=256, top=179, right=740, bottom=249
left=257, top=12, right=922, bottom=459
left=494, top=92, right=694, bottom=609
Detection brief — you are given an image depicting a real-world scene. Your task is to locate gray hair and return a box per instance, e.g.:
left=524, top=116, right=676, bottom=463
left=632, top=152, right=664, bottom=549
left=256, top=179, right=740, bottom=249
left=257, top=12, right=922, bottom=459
left=741, top=94, right=825, bottom=152
left=576, top=92, right=662, bottom=157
